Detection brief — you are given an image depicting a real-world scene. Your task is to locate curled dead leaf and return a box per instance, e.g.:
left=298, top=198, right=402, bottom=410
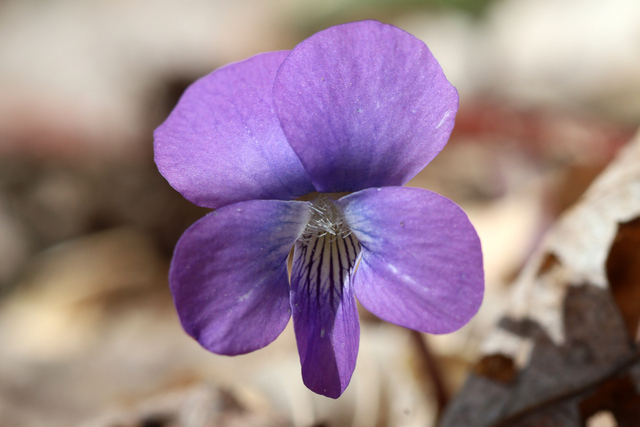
left=443, top=129, right=640, bottom=427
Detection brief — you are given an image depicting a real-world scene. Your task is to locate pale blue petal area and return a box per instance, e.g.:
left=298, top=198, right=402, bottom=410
left=337, top=187, right=484, bottom=334
left=290, top=233, right=362, bottom=398
left=170, top=199, right=311, bottom=355
left=273, top=20, right=458, bottom=193
left=154, top=51, right=315, bottom=210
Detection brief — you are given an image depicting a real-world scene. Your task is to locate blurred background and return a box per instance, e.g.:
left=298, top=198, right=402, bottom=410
left=0, top=0, right=638, bottom=426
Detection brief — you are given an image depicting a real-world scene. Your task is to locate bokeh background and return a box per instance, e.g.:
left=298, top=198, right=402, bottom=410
left=0, top=0, right=639, bottom=426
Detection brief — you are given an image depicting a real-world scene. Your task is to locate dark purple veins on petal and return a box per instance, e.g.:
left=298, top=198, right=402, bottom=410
left=290, top=231, right=361, bottom=398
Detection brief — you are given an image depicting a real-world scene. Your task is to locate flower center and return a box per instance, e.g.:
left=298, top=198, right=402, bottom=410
left=299, top=194, right=352, bottom=243
left=291, top=194, right=361, bottom=315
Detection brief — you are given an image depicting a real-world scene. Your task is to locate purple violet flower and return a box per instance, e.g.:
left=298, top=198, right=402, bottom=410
left=154, top=20, right=484, bottom=399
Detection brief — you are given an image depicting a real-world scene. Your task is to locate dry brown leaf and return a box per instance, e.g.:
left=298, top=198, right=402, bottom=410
left=442, top=129, right=640, bottom=427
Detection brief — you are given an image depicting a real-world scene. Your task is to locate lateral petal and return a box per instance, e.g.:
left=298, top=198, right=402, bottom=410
left=290, top=233, right=361, bottom=398
left=170, top=199, right=311, bottom=355
left=273, top=20, right=458, bottom=192
left=155, top=51, right=315, bottom=209
left=337, top=187, right=484, bottom=334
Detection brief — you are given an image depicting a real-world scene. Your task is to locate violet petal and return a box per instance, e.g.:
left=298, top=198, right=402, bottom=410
left=155, top=51, right=315, bottom=209
left=273, top=20, right=458, bottom=192
left=290, top=234, right=361, bottom=398
left=337, top=187, right=484, bottom=333
left=170, top=199, right=311, bottom=355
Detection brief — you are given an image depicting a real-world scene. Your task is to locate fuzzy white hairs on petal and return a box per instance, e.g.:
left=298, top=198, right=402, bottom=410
left=299, top=195, right=352, bottom=243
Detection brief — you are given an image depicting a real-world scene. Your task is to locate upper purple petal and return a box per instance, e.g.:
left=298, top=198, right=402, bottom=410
left=154, top=51, right=315, bottom=209
left=337, top=187, right=484, bottom=334
left=289, top=233, right=361, bottom=398
left=170, top=199, right=311, bottom=355
left=273, top=20, right=459, bottom=193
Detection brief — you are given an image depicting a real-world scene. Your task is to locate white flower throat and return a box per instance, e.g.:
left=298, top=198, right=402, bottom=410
left=300, top=195, right=353, bottom=242
left=292, top=194, right=361, bottom=311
